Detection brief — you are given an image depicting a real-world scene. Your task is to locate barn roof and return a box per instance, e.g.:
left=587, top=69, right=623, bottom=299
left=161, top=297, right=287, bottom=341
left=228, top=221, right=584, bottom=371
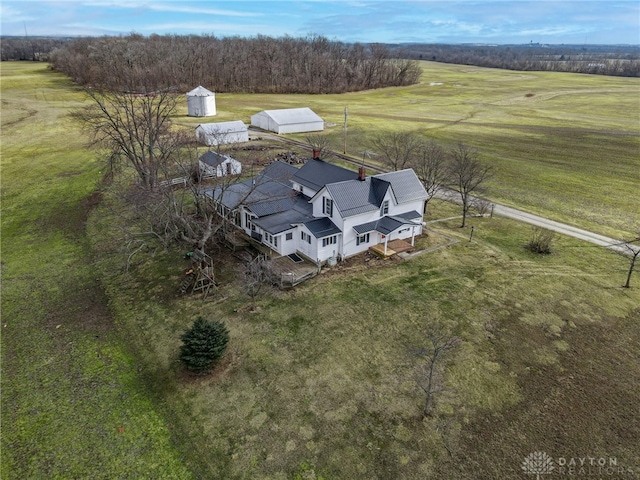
left=197, top=121, right=247, bottom=134
left=186, top=85, right=215, bottom=97
left=258, top=107, right=323, bottom=126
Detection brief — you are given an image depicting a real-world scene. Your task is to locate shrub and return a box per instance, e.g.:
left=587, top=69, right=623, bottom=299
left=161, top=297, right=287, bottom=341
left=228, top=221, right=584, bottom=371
left=179, top=317, right=229, bottom=373
left=526, top=226, right=556, bottom=254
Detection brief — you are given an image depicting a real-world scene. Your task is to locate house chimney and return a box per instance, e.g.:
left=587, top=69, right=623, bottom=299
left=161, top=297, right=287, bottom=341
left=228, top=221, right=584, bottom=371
left=312, top=149, right=320, bottom=160
left=358, top=166, right=366, bottom=181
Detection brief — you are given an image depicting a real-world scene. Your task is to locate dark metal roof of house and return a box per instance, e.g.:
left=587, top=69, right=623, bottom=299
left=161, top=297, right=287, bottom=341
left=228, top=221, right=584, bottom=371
left=252, top=200, right=313, bottom=234
left=202, top=161, right=298, bottom=210
left=353, top=214, right=422, bottom=235
left=292, top=158, right=357, bottom=192
left=304, top=217, right=342, bottom=238
left=325, top=176, right=391, bottom=217
left=373, top=169, right=428, bottom=204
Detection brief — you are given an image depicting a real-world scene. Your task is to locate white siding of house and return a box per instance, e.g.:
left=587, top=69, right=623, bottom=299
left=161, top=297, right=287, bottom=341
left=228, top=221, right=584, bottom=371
left=339, top=195, right=426, bottom=258
left=279, top=229, right=298, bottom=256
left=290, top=180, right=317, bottom=198
left=296, top=225, right=317, bottom=262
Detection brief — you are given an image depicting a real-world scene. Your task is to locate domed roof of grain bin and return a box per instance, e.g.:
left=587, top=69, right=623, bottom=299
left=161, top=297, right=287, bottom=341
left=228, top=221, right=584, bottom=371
left=186, top=86, right=215, bottom=97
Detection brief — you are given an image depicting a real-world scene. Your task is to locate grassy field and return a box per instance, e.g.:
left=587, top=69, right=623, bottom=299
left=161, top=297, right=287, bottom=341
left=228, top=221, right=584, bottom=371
left=90, top=199, right=640, bottom=479
left=1, top=63, right=193, bottom=479
left=2, top=61, right=639, bottom=479
left=176, top=61, right=640, bottom=240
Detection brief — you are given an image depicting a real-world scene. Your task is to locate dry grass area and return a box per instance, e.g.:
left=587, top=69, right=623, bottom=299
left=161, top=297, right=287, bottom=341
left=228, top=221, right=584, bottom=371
left=89, top=199, right=640, bottom=479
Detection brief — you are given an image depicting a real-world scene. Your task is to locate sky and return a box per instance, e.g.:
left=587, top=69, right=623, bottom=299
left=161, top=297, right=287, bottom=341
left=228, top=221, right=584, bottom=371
left=1, top=0, right=638, bottom=45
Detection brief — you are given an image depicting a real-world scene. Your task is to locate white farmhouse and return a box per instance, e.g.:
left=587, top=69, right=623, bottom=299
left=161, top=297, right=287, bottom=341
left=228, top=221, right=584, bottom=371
left=204, top=156, right=428, bottom=263
left=250, top=107, right=324, bottom=134
left=196, top=121, right=248, bottom=146
left=198, top=151, right=242, bottom=178
left=186, top=86, right=216, bottom=117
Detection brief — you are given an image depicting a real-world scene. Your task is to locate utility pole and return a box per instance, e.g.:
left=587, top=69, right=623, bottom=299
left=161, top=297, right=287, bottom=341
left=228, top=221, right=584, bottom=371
left=343, top=106, right=348, bottom=154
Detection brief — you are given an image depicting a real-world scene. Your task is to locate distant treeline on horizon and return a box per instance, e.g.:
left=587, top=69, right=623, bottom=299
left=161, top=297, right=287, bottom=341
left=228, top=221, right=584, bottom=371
left=2, top=34, right=638, bottom=87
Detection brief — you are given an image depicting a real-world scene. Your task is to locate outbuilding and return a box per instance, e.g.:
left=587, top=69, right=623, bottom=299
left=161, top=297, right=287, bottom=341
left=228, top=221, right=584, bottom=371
left=186, top=86, right=216, bottom=117
left=198, top=151, right=242, bottom=178
left=196, top=121, right=248, bottom=146
left=250, top=107, right=324, bottom=134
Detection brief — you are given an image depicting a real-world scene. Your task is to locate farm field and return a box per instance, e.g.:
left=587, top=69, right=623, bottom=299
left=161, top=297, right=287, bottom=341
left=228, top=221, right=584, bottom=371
left=176, top=61, right=640, bottom=240
left=0, top=63, right=193, bottom=479
left=1, top=61, right=639, bottom=479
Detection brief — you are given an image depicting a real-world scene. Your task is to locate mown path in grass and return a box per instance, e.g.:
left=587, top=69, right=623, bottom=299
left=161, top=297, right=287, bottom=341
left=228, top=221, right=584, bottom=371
left=1, top=63, right=192, bottom=479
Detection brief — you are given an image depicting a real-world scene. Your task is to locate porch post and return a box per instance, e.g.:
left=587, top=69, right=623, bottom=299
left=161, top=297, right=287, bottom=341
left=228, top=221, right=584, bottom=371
left=384, top=235, right=389, bottom=255
left=411, top=226, right=416, bottom=246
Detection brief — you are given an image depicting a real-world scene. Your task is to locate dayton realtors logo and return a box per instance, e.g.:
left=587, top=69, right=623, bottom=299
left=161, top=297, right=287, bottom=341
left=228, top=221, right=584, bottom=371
left=522, top=452, right=555, bottom=479
left=522, top=452, right=637, bottom=478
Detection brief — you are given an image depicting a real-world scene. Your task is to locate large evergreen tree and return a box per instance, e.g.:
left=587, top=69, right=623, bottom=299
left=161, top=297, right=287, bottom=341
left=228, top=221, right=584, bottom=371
left=179, top=318, right=229, bottom=373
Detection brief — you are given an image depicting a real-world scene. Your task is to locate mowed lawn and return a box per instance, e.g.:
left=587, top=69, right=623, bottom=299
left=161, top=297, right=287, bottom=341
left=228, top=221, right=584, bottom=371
left=1, top=63, right=192, bottom=479
left=176, top=61, right=640, bottom=239
left=92, top=199, right=640, bottom=479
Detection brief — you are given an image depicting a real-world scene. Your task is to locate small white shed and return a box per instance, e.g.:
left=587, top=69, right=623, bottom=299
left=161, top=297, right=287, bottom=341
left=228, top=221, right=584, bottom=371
left=186, top=86, right=216, bottom=117
left=250, top=107, right=324, bottom=134
left=198, top=151, right=242, bottom=178
left=196, top=121, right=248, bottom=146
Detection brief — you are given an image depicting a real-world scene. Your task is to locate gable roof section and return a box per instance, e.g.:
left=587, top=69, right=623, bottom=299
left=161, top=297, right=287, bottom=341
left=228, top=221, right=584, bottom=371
left=203, top=161, right=297, bottom=210
left=259, top=107, right=322, bottom=126
left=373, top=169, right=428, bottom=204
left=304, top=217, right=341, bottom=239
left=197, top=121, right=246, bottom=134
left=252, top=200, right=313, bottom=234
left=353, top=214, right=422, bottom=235
left=187, top=85, right=214, bottom=96
left=199, top=151, right=234, bottom=167
left=293, top=158, right=357, bottom=192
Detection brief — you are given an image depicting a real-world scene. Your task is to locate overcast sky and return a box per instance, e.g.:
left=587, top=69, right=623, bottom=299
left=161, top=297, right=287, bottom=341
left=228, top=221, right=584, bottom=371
left=1, top=1, right=638, bottom=44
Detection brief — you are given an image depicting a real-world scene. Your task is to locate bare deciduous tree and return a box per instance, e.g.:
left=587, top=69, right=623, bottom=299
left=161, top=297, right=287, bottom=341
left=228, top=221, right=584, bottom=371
left=371, top=132, right=423, bottom=171
left=411, top=140, right=448, bottom=214
left=415, top=327, right=461, bottom=417
left=447, top=143, right=493, bottom=228
left=74, top=88, right=179, bottom=190
left=305, top=134, right=333, bottom=159
left=619, top=232, right=640, bottom=288
left=240, top=253, right=277, bottom=309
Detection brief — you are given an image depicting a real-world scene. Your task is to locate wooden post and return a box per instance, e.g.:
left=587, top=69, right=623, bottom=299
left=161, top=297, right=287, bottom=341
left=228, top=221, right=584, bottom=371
left=343, top=106, right=348, bottom=154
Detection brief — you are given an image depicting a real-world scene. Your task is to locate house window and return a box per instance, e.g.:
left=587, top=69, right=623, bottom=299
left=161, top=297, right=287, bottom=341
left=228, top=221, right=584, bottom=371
left=381, top=200, right=389, bottom=216
left=286, top=232, right=293, bottom=241
left=323, top=197, right=333, bottom=217
left=322, top=235, right=337, bottom=247
left=301, top=231, right=311, bottom=244
left=356, top=233, right=370, bottom=246
left=245, top=212, right=256, bottom=231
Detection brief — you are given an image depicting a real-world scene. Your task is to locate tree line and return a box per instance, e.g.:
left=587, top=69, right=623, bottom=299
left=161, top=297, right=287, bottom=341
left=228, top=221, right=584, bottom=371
left=47, top=34, right=421, bottom=94
left=390, top=43, right=640, bottom=77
